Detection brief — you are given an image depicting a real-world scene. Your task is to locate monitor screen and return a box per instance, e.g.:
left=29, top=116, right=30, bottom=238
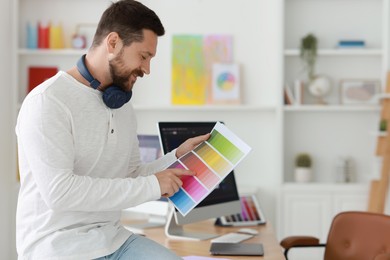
left=158, top=122, right=241, bottom=226
left=137, top=134, right=163, bottom=163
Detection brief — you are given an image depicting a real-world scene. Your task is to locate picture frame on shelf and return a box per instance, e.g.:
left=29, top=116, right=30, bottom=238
left=339, top=79, right=381, bottom=105
left=73, top=23, right=97, bottom=50
left=211, top=63, right=241, bottom=104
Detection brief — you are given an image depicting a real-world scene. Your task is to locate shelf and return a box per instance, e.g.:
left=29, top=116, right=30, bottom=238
left=283, top=105, right=380, bottom=112
left=282, top=182, right=370, bottom=191
left=16, top=103, right=277, bottom=112
left=376, top=93, right=390, bottom=100
left=18, top=48, right=87, bottom=56
left=133, top=104, right=276, bottom=112
left=370, top=131, right=387, bottom=137
left=284, top=48, right=383, bottom=56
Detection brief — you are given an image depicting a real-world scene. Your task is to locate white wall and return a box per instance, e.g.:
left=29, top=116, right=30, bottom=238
left=0, top=0, right=16, bottom=258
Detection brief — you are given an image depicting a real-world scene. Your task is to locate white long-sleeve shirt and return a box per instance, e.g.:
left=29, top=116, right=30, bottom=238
left=15, top=71, right=176, bottom=260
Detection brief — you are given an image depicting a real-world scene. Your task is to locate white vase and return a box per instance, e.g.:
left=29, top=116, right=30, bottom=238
left=294, top=167, right=312, bottom=182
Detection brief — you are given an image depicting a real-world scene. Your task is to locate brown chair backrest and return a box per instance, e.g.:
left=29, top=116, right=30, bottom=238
left=324, top=211, right=390, bottom=260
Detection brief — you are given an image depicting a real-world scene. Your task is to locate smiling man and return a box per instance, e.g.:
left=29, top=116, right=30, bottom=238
left=15, top=1, right=209, bottom=259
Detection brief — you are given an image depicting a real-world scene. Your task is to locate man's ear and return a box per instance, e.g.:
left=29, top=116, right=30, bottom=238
left=106, top=32, right=123, bottom=60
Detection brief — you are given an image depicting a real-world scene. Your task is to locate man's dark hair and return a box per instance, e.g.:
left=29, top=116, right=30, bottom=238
left=91, top=0, right=165, bottom=48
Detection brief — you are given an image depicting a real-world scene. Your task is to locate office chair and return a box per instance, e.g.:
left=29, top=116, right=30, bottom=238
left=280, top=211, right=390, bottom=260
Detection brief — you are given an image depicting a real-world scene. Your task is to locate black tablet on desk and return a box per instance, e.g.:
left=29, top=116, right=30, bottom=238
left=210, top=242, right=264, bottom=256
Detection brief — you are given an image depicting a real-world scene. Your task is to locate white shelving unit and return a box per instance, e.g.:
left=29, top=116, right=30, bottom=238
left=282, top=0, right=389, bottom=183
left=279, top=0, right=390, bottom=259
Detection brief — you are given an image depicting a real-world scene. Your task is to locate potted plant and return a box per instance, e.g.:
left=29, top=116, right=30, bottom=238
left=300, top=33, right=318, bottom=82
left=300, top=33, right=332, bottom=104
left=294, top=153, right=312, bottom=182
left=379, top=119, right=387, bottom=132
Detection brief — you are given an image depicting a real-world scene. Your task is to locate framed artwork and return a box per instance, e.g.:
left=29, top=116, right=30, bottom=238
left=171, top=35, right=206, bottom=105
left=171, top=34, right=233, bottom=105
left=211, top=63, right=240, bottom=104
left=339, top=79, right=381, bottom=105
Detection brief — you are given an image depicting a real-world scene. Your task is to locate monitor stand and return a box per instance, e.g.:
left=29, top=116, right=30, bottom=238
left=164, top=208, right=219, bottom=241
left=124, top=216, right=166, bottom=234
left=125, top=215, right=166, bottom=230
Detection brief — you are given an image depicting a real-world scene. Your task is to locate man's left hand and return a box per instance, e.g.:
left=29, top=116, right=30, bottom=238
left=175, top=133, right=210, bottom=158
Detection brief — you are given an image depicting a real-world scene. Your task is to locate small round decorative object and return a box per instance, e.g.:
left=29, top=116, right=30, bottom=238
left=217, top=72, right=236, bottom=91
left=308, top=75, right=332, bottom=104
left=72, top=34, right=86, bottom=49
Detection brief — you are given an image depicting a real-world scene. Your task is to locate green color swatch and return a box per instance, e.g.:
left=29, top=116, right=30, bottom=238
left=208, top=130, right=244, bottom=164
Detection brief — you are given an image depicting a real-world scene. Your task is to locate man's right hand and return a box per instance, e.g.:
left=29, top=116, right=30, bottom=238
left=155, top=168, right=195, bottom=197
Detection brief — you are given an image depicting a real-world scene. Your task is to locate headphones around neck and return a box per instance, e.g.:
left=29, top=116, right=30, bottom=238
left=76, top=54, right=132, bottom=109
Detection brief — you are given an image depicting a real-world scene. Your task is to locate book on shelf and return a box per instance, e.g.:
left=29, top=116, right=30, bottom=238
left=28, top=66, right=58, bottom=93
left=284, top=83, right=295, bottom=105
left=294, top=79, right=304, bottom=105
left=38, top=22, right=50, bottom=49
left=337, top=40, right=365, bottom=48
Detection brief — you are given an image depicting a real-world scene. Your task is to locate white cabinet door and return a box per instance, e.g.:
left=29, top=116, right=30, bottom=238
left=279, top=184, right=370, bottom=260
left=282, top=192, right=331, bottom=239
left=332, top=192, right=369, bottom=214
left=281, top=191, right=330, bottom=260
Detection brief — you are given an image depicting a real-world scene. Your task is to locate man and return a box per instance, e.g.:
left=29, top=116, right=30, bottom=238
left=15, top=1, right=209, bottom=259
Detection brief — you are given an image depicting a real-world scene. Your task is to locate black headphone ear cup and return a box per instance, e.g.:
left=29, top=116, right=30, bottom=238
left=102, top=86, right=132, bottom=109
left=77, top=55, right=132, bottom=109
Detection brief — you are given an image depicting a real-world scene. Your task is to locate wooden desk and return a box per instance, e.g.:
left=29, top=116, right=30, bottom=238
left=123, top=219, right=284, bottom=260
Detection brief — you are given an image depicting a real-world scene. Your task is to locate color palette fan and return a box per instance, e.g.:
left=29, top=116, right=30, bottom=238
left=167, top=122, right=251, bottom=216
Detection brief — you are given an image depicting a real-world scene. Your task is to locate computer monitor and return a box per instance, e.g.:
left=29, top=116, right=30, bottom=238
left=158, top=122, right=241, bottom=240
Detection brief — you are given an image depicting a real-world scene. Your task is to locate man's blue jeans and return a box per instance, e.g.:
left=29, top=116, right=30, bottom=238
left=94, top=234, right=182, bottom=260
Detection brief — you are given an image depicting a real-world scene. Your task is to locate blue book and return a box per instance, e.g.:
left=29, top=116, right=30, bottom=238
left=338, top=40, right=365, bottom=48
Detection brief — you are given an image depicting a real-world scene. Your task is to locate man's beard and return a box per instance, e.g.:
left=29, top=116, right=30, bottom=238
left=109, top=54, right=144, bottom=92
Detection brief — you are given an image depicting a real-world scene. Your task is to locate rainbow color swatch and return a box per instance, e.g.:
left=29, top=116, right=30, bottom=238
left=168, top=122, right=251, bottom=216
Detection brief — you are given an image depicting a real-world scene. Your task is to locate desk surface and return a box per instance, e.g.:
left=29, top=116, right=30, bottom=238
left=123, top=219, right=284, bottom=260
